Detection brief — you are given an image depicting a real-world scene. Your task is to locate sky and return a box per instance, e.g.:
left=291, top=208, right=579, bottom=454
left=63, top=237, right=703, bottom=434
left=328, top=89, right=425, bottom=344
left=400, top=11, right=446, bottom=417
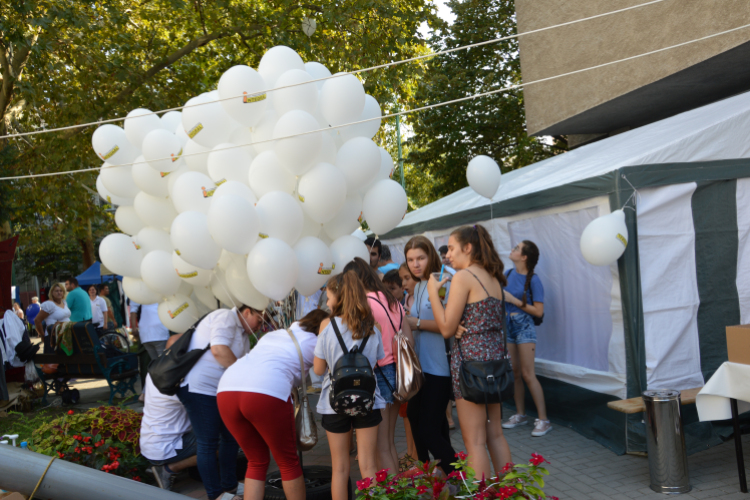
left=419, top=0, right=457, bottom=38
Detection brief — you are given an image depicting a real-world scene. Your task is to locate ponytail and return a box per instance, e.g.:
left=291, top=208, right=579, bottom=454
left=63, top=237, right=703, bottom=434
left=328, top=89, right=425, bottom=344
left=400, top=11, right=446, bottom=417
left=519, top=240, right=539, bottom=307
left=451, top=224, right=506, bottom=286
left=329, top=270, right=376, bottom=339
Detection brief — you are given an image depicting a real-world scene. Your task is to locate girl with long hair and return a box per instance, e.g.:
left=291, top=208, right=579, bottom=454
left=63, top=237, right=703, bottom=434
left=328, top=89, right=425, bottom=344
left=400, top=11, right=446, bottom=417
left=313, top=272, right=385, bottom=500
left=427, top=224, right=512, bottom=478
left=501, top=240, right=550, bottom=437
left=343, top=258, right=415, bottom=474
left=403, top=235, right=457, bottom=474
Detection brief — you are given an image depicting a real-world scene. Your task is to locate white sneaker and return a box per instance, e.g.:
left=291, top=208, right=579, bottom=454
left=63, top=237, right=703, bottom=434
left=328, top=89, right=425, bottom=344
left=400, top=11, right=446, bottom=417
left=531, top=419, right=552, bottom=437
left=502, top=414, right=529, bottom=429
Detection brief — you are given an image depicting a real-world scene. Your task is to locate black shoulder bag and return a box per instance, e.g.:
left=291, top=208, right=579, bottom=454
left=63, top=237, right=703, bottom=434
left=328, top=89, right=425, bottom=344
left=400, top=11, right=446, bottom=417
left=457, top=279, right=514, bottom=421
left=148, top=314, right=209, bottom=396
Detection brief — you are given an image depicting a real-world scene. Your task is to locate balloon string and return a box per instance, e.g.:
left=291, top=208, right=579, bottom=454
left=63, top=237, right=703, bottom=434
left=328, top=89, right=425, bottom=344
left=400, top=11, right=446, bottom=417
left=620, top=174, right=639, bottom=212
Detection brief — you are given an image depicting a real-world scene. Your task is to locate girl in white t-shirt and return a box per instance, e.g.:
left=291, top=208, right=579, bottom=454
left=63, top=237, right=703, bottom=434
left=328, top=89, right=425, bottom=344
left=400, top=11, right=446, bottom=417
left=87, top=284, right=108, bottom=328
left=35, top=283, right=71, bottom=353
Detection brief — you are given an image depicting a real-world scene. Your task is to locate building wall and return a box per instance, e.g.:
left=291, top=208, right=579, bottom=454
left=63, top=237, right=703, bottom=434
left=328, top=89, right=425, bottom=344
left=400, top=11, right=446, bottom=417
left=517, top=0, right=750, bottom=136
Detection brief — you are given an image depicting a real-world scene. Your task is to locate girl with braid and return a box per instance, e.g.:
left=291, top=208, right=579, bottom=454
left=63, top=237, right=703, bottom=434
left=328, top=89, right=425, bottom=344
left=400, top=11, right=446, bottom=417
left=501, top=240, right=551, bottom=437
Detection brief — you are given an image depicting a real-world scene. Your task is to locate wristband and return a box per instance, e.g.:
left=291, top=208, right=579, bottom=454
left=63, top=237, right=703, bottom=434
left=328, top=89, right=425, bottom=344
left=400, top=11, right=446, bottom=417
left=417, top=318, right=421, bottom=329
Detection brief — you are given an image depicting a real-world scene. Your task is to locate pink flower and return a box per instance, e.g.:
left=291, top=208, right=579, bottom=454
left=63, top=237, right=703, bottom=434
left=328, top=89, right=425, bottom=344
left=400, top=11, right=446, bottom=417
left=356, top=478, right=372, bottom=491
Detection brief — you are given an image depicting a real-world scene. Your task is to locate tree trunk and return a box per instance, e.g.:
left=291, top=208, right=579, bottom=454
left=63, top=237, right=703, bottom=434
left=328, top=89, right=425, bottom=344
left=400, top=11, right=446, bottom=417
left=80, top=218, right=95, bottom=269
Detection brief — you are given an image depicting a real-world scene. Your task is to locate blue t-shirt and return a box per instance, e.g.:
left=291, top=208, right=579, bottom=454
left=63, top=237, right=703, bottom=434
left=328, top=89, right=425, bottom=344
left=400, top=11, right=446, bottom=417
left=409, top=281, right=450, bottom=377
left=66, top=287, right=93, bottom=322
left=378, top=262, right=400, bottom=274
left=505, top=269, right=544, bottom=316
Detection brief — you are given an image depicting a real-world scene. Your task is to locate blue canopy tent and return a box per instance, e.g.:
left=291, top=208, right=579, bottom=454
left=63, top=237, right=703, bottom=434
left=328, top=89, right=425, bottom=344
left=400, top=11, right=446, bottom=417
left=76, top=261, right=120, bottom=286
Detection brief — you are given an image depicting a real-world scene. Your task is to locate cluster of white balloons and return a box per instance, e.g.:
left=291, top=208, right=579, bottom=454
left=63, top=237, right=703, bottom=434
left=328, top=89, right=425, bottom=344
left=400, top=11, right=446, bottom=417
left=580, top=209, right=629, bottom=266
left=93, top=45, right=408, bottom=333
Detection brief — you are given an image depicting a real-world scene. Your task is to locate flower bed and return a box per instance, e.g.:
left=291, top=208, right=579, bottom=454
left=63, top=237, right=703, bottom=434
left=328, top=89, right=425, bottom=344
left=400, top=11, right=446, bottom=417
left=28, top=407, right=150, bottom=483
left=356, top=453, right=557, bottom=500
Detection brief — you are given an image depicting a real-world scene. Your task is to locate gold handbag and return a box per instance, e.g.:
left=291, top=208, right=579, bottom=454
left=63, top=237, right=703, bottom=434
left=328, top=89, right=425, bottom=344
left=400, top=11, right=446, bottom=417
left=287, top=329, right=318, bottom=451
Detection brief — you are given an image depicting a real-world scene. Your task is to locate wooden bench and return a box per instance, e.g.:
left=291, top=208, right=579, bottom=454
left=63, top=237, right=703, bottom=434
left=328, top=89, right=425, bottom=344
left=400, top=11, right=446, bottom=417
left=33, top=322, right=139, bottom=405
left=607, top=387, right=703, bottom=414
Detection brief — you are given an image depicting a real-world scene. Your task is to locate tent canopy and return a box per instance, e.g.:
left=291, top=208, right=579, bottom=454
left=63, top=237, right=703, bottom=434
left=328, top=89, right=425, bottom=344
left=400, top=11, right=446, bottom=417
left=76, top=261, right=120, bottom=286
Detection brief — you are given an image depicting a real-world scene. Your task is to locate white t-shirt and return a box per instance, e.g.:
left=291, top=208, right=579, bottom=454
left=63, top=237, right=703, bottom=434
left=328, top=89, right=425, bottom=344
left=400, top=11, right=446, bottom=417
left=314, top=317, right=385, bottom=415
left=182, top=308, right=250, bottom=396
left=90, top=296, right=108, bottom=328
left=40, top=300, right=71, bottom=336
left=218, top=322, right=317, bottom=401
left=140, top=375, right=192, bottom=461
left=131, top=302, right=169, bottom=343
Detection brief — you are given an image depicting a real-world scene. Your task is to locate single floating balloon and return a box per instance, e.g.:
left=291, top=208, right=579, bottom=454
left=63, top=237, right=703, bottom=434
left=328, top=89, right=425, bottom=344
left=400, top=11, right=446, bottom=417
left=580, top=209, right=628, bottom=266
left=466, top=155, right=501, bottom=199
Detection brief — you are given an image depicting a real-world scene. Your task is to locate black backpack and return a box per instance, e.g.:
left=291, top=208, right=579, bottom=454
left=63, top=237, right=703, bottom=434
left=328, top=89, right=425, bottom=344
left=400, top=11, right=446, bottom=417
left=148, top=314, right=209, bottom=396
left=328, top=318, right=377, bottom=417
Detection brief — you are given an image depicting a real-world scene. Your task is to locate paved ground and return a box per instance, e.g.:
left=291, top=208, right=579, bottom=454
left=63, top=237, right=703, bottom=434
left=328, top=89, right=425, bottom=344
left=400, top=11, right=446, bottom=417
left=65, top=378, right=750, bottom=499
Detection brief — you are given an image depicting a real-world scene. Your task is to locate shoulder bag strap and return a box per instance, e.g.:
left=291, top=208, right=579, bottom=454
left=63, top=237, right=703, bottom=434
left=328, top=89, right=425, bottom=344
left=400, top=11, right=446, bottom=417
left=329, top=318, right=349, bottom=354
left=287, top=329, right=308, bottom=401
left=367, top=296, right=403, bottom=333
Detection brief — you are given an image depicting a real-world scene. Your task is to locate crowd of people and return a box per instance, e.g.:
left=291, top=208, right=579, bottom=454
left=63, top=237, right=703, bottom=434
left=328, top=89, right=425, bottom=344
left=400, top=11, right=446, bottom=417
left=138, top=224, right=549, bottom=500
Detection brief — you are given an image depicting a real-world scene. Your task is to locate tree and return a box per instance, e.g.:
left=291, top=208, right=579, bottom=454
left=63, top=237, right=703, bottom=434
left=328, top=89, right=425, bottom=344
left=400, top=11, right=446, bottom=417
left=0, top=0, right=438, bottom=277
left=404, top=0, right=566, bottom=206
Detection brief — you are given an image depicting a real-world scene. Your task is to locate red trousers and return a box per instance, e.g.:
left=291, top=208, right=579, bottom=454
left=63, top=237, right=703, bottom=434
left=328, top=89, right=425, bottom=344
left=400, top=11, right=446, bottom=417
left=217, top=391, right=301, bottom=481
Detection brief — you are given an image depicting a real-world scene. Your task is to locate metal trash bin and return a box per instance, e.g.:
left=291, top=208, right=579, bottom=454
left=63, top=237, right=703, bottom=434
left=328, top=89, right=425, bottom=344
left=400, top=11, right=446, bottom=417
left=643, top=390, right=691, bottom=494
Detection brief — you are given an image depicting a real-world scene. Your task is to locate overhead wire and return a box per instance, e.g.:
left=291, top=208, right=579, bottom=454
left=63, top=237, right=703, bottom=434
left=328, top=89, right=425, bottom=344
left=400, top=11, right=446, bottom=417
left=0, top=0, right=666, bottom=140
left=3, top=18, right=749, bottom=182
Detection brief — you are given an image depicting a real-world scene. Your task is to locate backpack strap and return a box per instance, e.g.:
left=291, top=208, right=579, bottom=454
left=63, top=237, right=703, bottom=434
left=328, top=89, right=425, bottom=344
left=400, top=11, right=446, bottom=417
left=330, top=318, right=349, bottom=354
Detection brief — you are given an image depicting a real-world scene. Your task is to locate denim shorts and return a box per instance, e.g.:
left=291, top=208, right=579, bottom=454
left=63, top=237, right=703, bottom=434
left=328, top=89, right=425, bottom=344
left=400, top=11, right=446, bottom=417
left=507, top=314, right=537, bottom=345
left=375, top=362, right=397, bottom=404
left=321, top=411, right=382, bottom=433
left=147, top=430, right=197, bottom=466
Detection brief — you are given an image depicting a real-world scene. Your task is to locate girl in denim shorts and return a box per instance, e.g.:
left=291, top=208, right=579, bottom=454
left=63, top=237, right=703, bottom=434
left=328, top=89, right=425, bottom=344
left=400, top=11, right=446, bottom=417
left=501, top=241, right=551, bottom=437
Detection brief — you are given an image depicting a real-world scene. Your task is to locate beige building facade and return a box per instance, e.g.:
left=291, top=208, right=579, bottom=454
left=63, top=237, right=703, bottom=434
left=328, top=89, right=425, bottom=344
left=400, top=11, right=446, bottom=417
left=516, top=0, right=750, bottom=147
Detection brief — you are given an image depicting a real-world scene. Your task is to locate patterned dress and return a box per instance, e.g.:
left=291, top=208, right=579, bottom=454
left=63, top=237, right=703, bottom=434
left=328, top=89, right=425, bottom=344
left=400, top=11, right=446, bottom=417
left=451, top=270, right=506, bottom=399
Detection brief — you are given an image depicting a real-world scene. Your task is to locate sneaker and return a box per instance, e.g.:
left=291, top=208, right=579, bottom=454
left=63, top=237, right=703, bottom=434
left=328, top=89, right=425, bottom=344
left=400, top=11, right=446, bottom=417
left=531, top=419, right=552, bottom=437
left=502, top=414, right=529, bottom=429
left=152, top=465, right=176, bottom=490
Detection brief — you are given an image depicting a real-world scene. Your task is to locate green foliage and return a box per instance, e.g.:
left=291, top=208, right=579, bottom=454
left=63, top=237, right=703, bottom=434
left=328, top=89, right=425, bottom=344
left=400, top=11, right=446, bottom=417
left=0, top=0, right=438, bottom=271
left=404, top=0, right=567, bottom=205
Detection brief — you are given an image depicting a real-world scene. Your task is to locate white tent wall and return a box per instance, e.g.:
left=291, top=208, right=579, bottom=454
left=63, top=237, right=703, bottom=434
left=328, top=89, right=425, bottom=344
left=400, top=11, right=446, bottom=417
left=383, top=196, right=627, bottom=398
left=736, top=178, right=750, bottom=324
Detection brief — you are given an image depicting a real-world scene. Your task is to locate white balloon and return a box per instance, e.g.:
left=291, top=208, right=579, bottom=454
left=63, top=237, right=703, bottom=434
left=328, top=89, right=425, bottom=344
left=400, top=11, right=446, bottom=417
left=167, top=163, right=190, bottom=199
left=122, top=277, right=163, bottom=305
left=115, top=206, right=146, bottom=235
left=362, top=179, right=408, bottom=235
left=300, top=209, right=323, bottom=239
left=256, top=191, right=304, bottom=245
left=184, top=139, right=210, bottom=174
left=352, top=228, right=368, bottom=242
left=142, top=128, right=184, bottom=174
left=324, top=193, right=363, bottom=240
left=161, top=111, right=183, bottom=132
left=305, top=62, right=332, bottom=91
left=247, top=238, right=299, bottom=300
left=217, top=249, right=245, bottom=273
left=92, top=124, right=138, bottom=165
left=170, top=211, right=222, bottom=269
left=248, top=151, right=295, bottom=198
left=225, top=259, right=269, bottom=310
left=134, top=191, right=178, bottom=231
left=207, top=195, right=260, bottom=255
left=361, top=147, right=394, bottom=195
left=339, top=95, right=381, bottom=142
left=181, top=92, right=237, bottom=149
left=272, top=69, right=318, bottom=116
left=273, top=110, right=322, bottom=176
left=207, top=144, right=253, bottom=185
left=213, top=180, right=257, bottom=204
left=101, top=162, right=140, bottom=198
left=158, top=294, right=199, bottom=334
left=177, top=281, right=194, bottom=298
left=193, top=285, right=218, bottom=310
left=319, top=73, right=365, bottom=127
left=218, top=65, right=269, bottom=127
left=173, top=251, right=213, bottom=287
left=174, top=123, right=190, bottom=147
left=141, top=250, right=182, bottom=296
left=298, top=162, right=347, bottom=223
left=329, top=235, right=369, bottom=274
left=315, top=131, right=337, bottom=165
left=336, top=137, right=380, bottom=191
left=99, top=233, right=143, bottom=278
left=580, top=210, right=629, bottom=266
left=258, top=46, right=305, bottom=88
left=124, top=108, right=162, bottom=150
left=294, top=237, right=334, bottom=296
left=229, top=126, right=255, bottom=155
left=466, top=155, right=501, bottom=199
left=171, top=171, right=215, bottom=214
left=210, top=270, right=241, bottom=308
left=132, top=155, right=170, bottom=198
left=250, top=109, right=278, bottom=154
left=135, top=227, right=173, bottom=254
left=96, top=175, right=133, bottom=206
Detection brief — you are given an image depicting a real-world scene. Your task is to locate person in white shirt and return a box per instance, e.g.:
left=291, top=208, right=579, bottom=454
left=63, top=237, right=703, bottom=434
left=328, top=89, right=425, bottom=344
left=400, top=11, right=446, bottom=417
left=87, top=284, right=109, bottom=329
left=34, top=283, right=71, bottom=354
left=177, top=304, right=267, bottom=500
left=129, top=302, right=169, bottom=360
left=217, top=309, right=327, bottom=500
left=141, top=372, right=197, bottom=490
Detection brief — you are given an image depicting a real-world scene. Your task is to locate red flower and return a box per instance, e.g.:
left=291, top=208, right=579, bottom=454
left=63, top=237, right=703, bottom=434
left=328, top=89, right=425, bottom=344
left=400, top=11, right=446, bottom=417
left=83, top=436, right=91, bottom=443
left=356, top=477, right=372, bottom=491
left=448, top=471, right=466, bottom=480
left=375, top=469, right=389, bottom=483
left=455, top=451, right=468, bottom=460
left=432, top=480, right=445, bottom=497
left=57, top=451, right=65, bottom=458
left=75, top=447, right=81, bottom=453
left=416, top=485, right=429, bottom=494
left=530, top=453, right=547, bottom=466
left=501, top=462, right=515, bottom=473
left=67, top=410, right=74, bottom=415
